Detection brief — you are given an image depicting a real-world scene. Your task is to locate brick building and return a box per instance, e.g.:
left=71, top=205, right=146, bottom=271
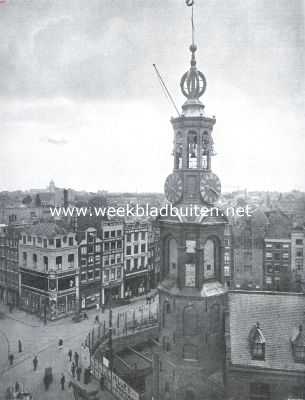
left=101, top=220, right=124, bottom=305
left=263, top=210, right=292, bottom=291
left=19, top=223, right=79, bottom=320
left=148, top=223, right=160, bottom=290
left=291, top=224, right=305, bottom=291
left=232, top=210, right=267, bottom=290
left=78, top=227, right=103, bottom=310
left=0, top=224, right=24, bottom=307
left=124, top=221, right=150, bottom=298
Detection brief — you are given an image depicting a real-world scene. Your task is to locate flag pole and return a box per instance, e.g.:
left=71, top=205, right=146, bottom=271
left=192, top=3, right=195, bottom=46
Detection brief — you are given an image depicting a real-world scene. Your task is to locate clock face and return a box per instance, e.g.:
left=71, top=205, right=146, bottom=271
left=164, top=173, right=183, bottom=204
left=200, top=172, right=221, bottom=204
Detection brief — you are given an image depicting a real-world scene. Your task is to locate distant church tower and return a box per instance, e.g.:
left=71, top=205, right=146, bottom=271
left=153, top=7, right=228, bottom=400
left=49, top=179, right=56, bottom=193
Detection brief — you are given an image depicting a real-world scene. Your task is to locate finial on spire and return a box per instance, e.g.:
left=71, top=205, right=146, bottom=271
left=180, top=0, right=206, bottom=100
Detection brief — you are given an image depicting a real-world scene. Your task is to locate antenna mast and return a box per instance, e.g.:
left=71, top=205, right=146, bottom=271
left=152, top=64, right=180, bottom=117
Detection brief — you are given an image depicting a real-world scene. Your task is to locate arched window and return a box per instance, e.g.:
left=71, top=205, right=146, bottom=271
left=183, top=305, right=198, bottom=336
left=202, top=131, right=209, bottom=169
left=210, top=303, right=221, bottom=333
left=187, top=132, right=198, bottom=169
left=175, top=142, right=183, bottom=169
left=168, top=238, right=178, bottom=279
left=183, top=344, right=198, bottom=361
left=249, top=322, right=266, bottom=360
left=43, top=256, right=48, bottom=271
left=204, top=239, right=216, bottom=279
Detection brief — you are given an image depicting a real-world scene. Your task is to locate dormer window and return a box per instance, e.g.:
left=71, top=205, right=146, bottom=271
left=249, top=322, right=266, bottom=360
left=291, top=325, right=305, bottom=363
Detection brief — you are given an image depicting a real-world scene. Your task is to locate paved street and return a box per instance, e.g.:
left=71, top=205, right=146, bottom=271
left=0, top=294, right=158, bottom=399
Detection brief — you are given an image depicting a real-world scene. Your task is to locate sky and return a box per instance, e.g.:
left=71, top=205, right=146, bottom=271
left=0, top=0, right=304, bottom=193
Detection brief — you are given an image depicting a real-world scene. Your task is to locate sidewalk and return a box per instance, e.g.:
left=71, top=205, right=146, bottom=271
left=0, top=304, right=41, bottom=328
left=127, top=289, right=158, bottom=305
left=0, top=291, right=158, bottom=332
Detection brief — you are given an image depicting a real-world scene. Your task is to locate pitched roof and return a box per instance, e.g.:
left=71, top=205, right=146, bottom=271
left=23, top=222, right=69, bottom=238
left=264, top=209, right=292, bottom=239
left=228, top=291, right=305, bottom=372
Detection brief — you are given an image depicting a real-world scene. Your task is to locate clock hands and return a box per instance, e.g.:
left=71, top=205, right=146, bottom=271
left=208, top=186, right=220, bottom=196
left=205, top=185, right=220, bottom=197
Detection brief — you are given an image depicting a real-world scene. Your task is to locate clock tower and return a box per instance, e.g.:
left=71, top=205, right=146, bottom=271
left=153, top=10, right=228, bottom=400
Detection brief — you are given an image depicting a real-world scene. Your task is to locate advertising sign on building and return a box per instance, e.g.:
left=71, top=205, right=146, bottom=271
left=111, top=372, right=139, bottom=400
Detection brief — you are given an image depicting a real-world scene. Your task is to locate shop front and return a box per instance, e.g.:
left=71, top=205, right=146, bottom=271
left=20, top=269, right=77, bottom=320
left=124, top=272, right=148, bottom=298
left=0, top=286, right=19, bottom=306
left=47, top=272, right=77, bottom=319
left=103, top=282, right=123, bottom=306
left=80, top=283, right=101, bottom=310
left=55, top=293, right=76, bottom=316
left=7, top=288, right=19, bottom=307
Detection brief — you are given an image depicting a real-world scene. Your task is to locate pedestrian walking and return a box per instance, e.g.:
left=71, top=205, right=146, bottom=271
left=76, top=366, right=82, bottom=381
left=18, top=339, right=22, bottom=353
left=96, top=303, right=100, bottom=312
left=15, top=381, right=20, bottom=393
left=8, top=354, right=14, bottom=365
left=74, top=351, right=79, bottom=367
left=68, top=349, right=72, bottom=362
left=60, top=374, right=65, bottom=390
left=95, top=314, right=99, bottom=324
left=58, top=338, right=63, bottom=349
left=33, top=355, right=38, bottom=371
left=71, top=362, right=76, bottom=378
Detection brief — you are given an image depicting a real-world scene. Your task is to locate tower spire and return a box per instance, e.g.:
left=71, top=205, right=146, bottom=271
left=181, top=0, right=206, bottom=102
left=191, top=0, right=195, bottom=48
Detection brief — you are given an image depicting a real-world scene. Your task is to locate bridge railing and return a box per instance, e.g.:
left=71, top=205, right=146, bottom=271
left=86, top=304, right=159, bottom=353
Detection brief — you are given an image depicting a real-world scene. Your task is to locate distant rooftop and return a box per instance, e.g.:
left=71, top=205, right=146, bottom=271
left=22, top=222, right=70, bottom=238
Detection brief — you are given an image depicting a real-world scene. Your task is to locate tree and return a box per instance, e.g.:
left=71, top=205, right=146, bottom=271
left=22, top=195, right=32, bottom=205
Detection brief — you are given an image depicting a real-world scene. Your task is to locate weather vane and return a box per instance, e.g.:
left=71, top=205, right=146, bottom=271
left=186, top=0, right=195, bottom=46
